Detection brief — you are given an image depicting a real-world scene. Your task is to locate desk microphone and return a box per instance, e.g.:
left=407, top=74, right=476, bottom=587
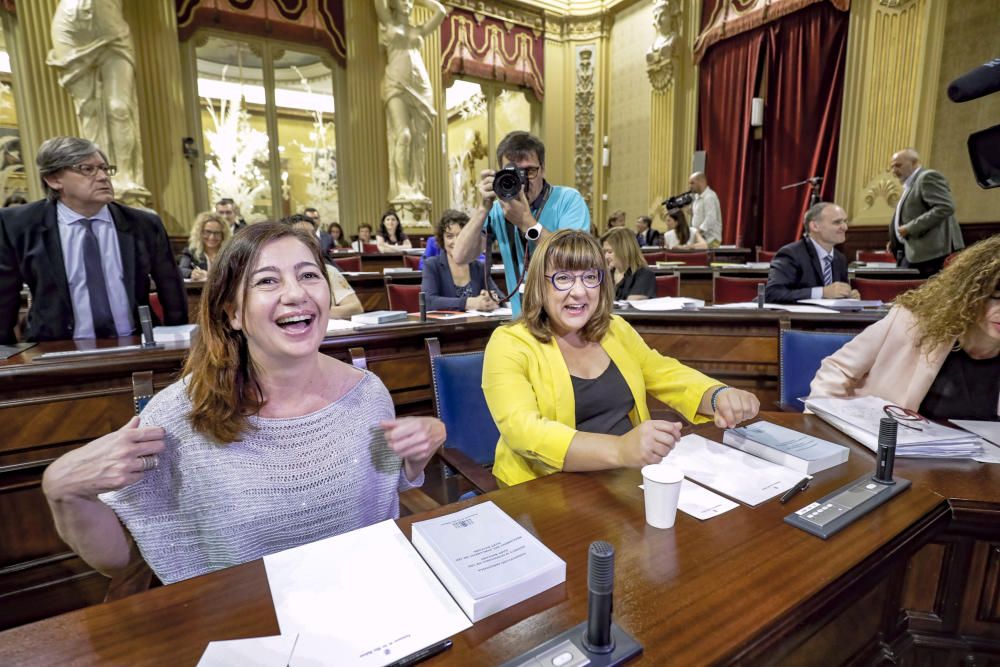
left=583, top=541, right=615, bottom=654
left=138, top=305, right=161, bottom=349
left=756, top=282, right=765, bottom=309
left=874, top=417, right=897, bottom=485
left=418, top=291, right=427, bottom=322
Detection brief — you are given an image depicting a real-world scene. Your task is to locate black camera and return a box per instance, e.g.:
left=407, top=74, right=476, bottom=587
left=662, top=190, right=694, bottom=210
left=947, top=57, right=1000, bottom=188
left=493, top=163, right=528, bottom=200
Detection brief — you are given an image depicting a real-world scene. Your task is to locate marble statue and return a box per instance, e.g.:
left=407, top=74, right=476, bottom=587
left=374, top=0, right=446, bottom=225
left=647, top=0, right=682, bottom=92
left=48, top=0, right=147, bottom=196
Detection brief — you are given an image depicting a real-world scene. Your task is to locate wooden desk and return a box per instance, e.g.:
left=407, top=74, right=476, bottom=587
left=1, top=413, right=996, bottom=665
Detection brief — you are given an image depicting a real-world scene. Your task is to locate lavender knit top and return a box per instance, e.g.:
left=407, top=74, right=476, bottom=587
left=100, top=371, right=422, bottom=584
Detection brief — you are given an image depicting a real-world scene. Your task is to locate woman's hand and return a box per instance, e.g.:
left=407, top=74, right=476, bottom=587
left=42, top=417, right=166, bottom=502
left=617, top=420, right=682, bottom=468
left=467, top=291, right=498, bottom=311
left=190, top=267, right=208, bottom=281
left=711, top=388, right=760, bottom=429
left=381, top=417, right=446, bottom=481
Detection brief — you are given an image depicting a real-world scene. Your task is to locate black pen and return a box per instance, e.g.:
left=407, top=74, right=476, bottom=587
left=780, top=476, right=812, bottom=504
left=388, top=639, right=453, bottom=667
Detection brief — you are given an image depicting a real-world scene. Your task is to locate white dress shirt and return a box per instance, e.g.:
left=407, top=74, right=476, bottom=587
left=691, top=186, right=722, bottom=245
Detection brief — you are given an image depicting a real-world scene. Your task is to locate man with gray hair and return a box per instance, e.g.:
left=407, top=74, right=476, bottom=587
left=688, top=171, right=722, bottom=247
left=765, top=201, right=859, bottom=304
left=0, top=136, right=186, bottom=343
left=888, top=148, right=964, bottom=277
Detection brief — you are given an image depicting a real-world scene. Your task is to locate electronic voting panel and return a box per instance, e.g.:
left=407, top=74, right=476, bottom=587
left=784, top=476, right=910, bottom=539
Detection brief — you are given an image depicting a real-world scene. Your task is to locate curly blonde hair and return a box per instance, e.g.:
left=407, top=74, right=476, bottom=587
left=895, top=235, right=1000, bottom=353
left=186, top=211, right=231, bottom=260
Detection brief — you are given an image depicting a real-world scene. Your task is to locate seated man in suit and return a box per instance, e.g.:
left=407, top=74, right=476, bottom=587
left=0, top=136, right=187, bottom=343
left=765, top=202, right=859, bottom=304
left=635, top=215, right=662, bottom=247
left=303, top=207, right=333, bottom=256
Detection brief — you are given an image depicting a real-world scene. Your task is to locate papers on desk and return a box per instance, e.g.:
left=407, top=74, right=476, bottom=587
left=952, top=420, right=1000, bottom=447
left=745, top=262, right=771, bottom=269
left=663, top=434, right=804, bottom=506
left=798, top=298, right=883, bottom=310
left=626, top=296, right=704, bottom=311
left=325, top=318, right=357, bottom=333
left=466, top=307, right=512, bottom=317
left=263, top=520, right=471, bottom=667
left=640, top=478, right=740, bottom=520
left=857, top=262, right=897, bottom=269
left=0, top=342, right=36, bottom=360
left=198, top=635, right=297, bottom=667
left=705, top=302, right=839, bottom=314
left=152, top=324, right=198, bottom=342
left=806, top=396, right=983, bottom=458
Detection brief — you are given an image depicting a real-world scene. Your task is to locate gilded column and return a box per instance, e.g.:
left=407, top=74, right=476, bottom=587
left=122, top=0, right=195, bottom=235
left=647, top=0, right=699, bottom=218
left=835, top=0, right=948, bottom=227
left=1, top=0, right=78, bottom=201
left=343, top=0, right=389, bottom=231
left=416, top=5, right=447, bottom=225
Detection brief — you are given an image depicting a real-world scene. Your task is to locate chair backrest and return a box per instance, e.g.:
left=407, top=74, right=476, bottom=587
left=853, top=277, right=924, bottom=303
left=386, top=281, right=421, bottom=312
left=654, top=273, right=680, bottom=298
left=713, top=275, right=766, bottom=304
left=426, top=338, right=499, bottom=466
left=756, top=248, right=777, bottom=263
left=779, top=329, right=856, bottom=411
left=665, top=250, right=709, bottom=266
left=644, top=251, right=666, bottom=265
left=403, top=254, right=422, bottom=270
left=362, top=242, right=380, bottom=253
left=332, top=255, right=362, bottom=272
left=856, top=250, right=895, bottom=263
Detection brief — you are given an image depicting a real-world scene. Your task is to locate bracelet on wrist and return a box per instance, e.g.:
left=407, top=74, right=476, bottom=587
left=710, top=386, right=731, bottom=413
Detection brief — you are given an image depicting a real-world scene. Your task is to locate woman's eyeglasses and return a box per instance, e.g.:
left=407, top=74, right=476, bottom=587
left=545, top=269, right=604, bottom=291
left=882, top=404, right=928, bottom=431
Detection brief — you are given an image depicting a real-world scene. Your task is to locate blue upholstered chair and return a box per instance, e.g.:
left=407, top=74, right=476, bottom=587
left=425, top=338, right=499, bottom=496
left=778, top=328, right=856, bottom=412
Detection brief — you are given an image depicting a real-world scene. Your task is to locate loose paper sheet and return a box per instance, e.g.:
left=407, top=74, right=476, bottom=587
left=663, top=434, right=803, bottom=506
left=640, top=478, right=739, bottom=520
left=263, top=520, right=470, bottom=667
left=198, top=635, right=297, bottom=667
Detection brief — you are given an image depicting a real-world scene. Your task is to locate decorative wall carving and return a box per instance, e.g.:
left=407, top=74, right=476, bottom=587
left=574, top=46, right=595, bottom=210
left=646, top=0, right=682, bottom=93
left=877, top=0, right=917, bottom=8
left=863, top=176, right=901, bottom=210
left=443, top=0, right=544, bottom=31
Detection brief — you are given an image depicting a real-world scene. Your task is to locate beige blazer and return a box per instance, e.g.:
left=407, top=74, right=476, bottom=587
left=808, top=306, right=952, bottom=410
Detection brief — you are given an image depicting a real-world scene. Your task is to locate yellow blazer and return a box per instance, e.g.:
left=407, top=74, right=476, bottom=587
left=483, top=315, right=720, bottom=486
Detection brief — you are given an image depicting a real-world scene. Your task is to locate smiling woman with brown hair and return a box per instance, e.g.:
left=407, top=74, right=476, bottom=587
left=42, top=222, right=445, bottom=585
left=482, top=230, right=759, bottom=486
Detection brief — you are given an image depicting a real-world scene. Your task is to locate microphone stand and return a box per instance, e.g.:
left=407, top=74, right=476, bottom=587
left=781, top=176, right=823, bottom=209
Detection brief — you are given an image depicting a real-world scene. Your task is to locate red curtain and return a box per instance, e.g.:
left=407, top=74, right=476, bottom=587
left=761, top=2, right=848, bottom=250
left=697, top=1, right=848, bottom=250
left=697, top=30, right=765, bottom=247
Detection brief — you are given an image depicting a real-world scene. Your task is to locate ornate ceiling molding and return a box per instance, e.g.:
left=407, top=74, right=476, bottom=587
left=444, top=0, right=545, bottom=32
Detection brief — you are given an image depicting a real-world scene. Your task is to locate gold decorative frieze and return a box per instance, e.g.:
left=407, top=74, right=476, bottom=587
left=574, top=46, right=596, bottom=209
left=863, top=176, right=902, bottom=210
left=877, top=0, right=917, bottom=9
left=444, top=0, right=545, bottom=31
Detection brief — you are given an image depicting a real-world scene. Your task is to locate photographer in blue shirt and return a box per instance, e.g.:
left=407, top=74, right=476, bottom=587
left=451, top=131, right=590, bottom=315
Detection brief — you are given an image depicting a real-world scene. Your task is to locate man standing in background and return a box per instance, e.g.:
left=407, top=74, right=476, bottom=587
left=688, top=172, right=722, bottom=247
left=887, top=148, right=964, bottom=277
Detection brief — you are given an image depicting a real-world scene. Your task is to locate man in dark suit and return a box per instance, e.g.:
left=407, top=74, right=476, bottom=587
left=215, top=198, right=246, bottom=235
left=303, top=207, right=333, bottom=255
left=888, top=148, right=964, bottom=277
left=0, top=136, right=187, bottom=344
left=765, top=202, right=859, bottom=304
left=635, top=215, right=662, bottom=247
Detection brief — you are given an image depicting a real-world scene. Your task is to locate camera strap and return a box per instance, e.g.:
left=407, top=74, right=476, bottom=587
left=487, top=183, right=552, bottom=304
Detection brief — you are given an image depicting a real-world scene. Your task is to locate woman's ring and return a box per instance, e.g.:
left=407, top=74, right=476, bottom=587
left=140, top=455, right=159, bottom=472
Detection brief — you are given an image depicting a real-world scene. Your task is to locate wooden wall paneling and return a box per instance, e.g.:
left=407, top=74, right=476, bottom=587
left=960, top=541, right=1000, bottom=640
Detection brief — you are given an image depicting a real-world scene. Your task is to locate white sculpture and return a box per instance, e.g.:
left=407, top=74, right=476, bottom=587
left=647, top=0, right=682, bottom=92
left=48, top=0, right=146, bottom=195
left=374, top=0, right=446, bottom=212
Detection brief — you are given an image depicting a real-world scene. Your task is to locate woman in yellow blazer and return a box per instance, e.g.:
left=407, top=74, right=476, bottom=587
left=483, top=230, right=760, bottom=486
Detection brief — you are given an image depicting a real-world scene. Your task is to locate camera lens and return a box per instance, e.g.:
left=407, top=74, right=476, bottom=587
left=493, top=163, right=527, bottom=200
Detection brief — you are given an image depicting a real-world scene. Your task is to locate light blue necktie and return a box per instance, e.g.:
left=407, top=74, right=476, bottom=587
left=822, top=255, right=833, bottom=286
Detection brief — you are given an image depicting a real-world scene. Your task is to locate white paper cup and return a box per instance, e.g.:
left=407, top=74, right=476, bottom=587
left=641, top=464, right=684, bottom=529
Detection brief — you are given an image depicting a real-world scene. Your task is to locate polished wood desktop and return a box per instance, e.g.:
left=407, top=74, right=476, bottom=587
left=0, top=309, right=887, bottom=631
left=1, top=413, right=996, bottom=665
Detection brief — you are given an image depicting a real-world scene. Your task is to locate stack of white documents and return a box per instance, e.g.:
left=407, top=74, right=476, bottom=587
left=805, top=395, right=982, bottom=458
left=626, top=296, right=704, bottom=311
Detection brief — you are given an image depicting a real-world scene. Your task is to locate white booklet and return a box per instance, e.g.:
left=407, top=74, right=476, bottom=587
left=262, top=520, right=471, bottom=667
left=627, top=296, right=704, bottom=311
left=410, top=501, right=566, bottom=622
left=152, top=324, right=198, bottom=342
left=724, top=420, right=849, bottom=474
left=664, top=434, right=804, bottom=506
left=798, top=298, right=883, bottom=309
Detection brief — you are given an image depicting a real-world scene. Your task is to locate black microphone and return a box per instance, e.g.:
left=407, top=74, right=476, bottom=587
left=418, top=291, right=427, bottom=322
left=947, top=58, right=1000, bottom=102
left=874, top=417, right=898, bottom=484
left=582, top=540, right=615, bottom=654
